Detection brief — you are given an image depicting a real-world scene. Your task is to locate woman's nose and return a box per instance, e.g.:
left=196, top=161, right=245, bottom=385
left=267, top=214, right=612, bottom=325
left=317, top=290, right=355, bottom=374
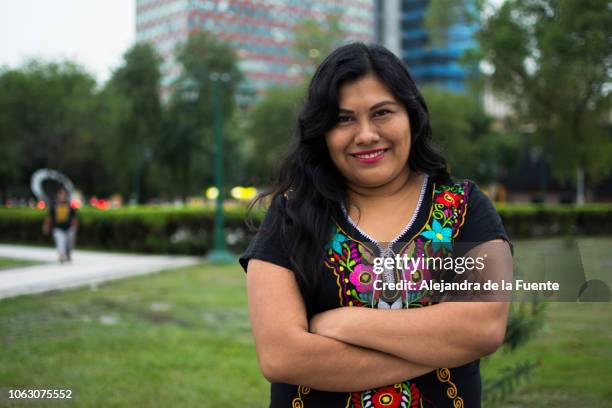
left=354, top=120, right=380, bottom=145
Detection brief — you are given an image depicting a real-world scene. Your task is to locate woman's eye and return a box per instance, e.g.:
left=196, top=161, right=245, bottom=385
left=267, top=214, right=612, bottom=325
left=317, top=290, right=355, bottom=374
left=374, top=109, right=391, bottom=117
left=337, top=116, right=353, bottom=123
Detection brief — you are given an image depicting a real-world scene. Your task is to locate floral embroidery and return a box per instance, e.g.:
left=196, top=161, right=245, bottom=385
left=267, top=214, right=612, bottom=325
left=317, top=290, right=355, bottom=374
left=351, top=382, right=422, bottom=408
left=416, top=182, right=468, bottom=258
left=435, top=191, right=461, bottom=209
left=297, top=181, right=470, bottom=407
left=350, top=264, right=375, bottom=293
left=327, top=232, right=348, bottom=255
left=420, top=219, right=452, bottom=252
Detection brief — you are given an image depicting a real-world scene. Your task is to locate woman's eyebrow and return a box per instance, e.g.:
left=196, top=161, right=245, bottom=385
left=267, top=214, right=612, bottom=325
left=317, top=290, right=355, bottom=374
left=338, top=100, right=398, bottom=114
left=369, top=100, right=398, bottom=111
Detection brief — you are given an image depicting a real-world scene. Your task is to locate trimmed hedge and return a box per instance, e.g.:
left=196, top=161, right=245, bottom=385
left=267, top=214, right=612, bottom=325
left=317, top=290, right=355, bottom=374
left=0, top=206, right=262, bottom=255
left=497, top=204, right=612, bottom=237
left=0, top=204, right=610, bottom=255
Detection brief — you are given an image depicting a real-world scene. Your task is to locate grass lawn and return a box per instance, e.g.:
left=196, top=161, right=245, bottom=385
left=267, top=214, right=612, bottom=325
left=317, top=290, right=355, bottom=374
left=480, top=236, right=612, bottom=407
left=0, top=263, right=269, bottom=407
left=0, top=258, right=39, bottom=270
left=0, top=237, right=611, bottom=407
left=481, top=302, right=612, bottom=407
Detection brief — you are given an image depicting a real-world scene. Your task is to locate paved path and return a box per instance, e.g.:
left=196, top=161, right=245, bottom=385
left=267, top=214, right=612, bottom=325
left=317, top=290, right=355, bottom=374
left=0, top=245, right=200, bottom=300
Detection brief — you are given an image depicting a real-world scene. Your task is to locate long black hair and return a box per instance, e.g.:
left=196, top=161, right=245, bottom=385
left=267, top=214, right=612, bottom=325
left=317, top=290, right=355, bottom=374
left=248, top=42, right=450, bottom=303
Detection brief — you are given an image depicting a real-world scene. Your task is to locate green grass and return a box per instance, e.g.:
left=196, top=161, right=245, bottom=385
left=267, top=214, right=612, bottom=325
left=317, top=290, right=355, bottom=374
left=0, top=237, right=611, bottom=407
left=0, top=257, right=39, bottom=270
left=513, top=236, right=612, bottom=288
left=0, top=263, right=269, bottom=407
left=479, top=236, right=612, bottom=407
left=481, top=302, right=612, bottom=407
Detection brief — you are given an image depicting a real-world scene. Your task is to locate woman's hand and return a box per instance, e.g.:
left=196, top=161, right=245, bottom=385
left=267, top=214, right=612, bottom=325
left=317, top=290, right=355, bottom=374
left=308, top=240, right=513, bottom=368
left=309, top=308, right=343, bottom=337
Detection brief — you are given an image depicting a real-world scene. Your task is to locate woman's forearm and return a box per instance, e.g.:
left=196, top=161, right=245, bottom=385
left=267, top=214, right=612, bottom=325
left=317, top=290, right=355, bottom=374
left=265, top=330, right=434, bottom=392
left=310, top=302, right=509, bottom=368
left=310, top=241, right=513, bottom=367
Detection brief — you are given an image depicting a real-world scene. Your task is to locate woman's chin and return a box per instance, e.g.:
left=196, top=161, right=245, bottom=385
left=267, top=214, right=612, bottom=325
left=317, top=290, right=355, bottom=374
left=348, top=169, right=409, bottom=189
left=350, top=176, right=395, bottom=189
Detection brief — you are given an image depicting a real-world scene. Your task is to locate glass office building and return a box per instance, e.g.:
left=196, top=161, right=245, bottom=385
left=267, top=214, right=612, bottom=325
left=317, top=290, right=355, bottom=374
left=375, top=0, right=478, bottom=92
left=136, top=0, right=373, bottom=102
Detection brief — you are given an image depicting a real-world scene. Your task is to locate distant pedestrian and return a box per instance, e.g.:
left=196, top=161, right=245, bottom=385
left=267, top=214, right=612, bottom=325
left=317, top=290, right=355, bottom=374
left=42, top=188, right=78, bottom=263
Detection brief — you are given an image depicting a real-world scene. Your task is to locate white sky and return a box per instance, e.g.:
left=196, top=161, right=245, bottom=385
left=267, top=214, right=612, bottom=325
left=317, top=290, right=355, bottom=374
left=0, top=0, right=135, bottom=85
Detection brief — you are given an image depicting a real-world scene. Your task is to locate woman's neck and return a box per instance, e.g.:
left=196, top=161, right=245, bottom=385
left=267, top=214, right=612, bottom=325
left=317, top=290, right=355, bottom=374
left=345, top=169, right=420, bottom=210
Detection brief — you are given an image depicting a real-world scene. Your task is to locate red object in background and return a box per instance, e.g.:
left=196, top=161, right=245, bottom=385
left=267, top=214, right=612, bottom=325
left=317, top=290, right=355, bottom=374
left=88, top=197, right=108, bottom=210
left=37, top=201, right=46, bottom=210
left=70, top=198, right=82, bottom=209
left=96, top=199, right=109, bottom=210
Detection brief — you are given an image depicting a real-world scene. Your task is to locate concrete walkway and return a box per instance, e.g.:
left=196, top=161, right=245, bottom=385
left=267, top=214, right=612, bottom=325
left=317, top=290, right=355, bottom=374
left=0, top=245, right=200, bottom=300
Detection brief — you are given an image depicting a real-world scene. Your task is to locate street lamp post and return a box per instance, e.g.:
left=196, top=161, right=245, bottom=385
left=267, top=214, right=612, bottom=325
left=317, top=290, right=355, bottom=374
left=206, top=72, right=235, bottom=264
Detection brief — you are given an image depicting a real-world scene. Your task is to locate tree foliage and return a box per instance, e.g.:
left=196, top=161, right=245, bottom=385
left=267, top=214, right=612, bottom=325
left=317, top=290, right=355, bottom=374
left=423, top=86, right=521, bottom=183
left=163, top=31, right=243, bottom=200
left=478, top=0, right=612, bottom=189
left=292, top=14, right=345, bottom=76
left=107, top=43, right=164, bottom=203
left=244, top=85, right=306, bottom=184
left=0, top=61, right=108, bottom=199
left=0, top=33, right=250, bottom=203
left=424, top=0, right=483, bottom=47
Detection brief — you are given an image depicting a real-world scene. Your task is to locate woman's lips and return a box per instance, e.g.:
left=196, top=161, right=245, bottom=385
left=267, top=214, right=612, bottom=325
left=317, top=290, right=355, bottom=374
left=351, top=148, right=388, bottom=163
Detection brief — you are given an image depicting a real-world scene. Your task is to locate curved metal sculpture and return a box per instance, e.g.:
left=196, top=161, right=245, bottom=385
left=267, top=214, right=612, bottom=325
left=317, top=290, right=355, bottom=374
left=30, top=169, right=74, bottom=203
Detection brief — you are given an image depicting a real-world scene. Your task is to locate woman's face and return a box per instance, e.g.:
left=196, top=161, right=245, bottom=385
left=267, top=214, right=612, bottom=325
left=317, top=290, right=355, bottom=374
left=325, top=73, right=412, bottom=189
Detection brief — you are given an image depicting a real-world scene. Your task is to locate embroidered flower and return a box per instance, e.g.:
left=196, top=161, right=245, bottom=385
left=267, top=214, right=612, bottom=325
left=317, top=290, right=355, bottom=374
left=370, top=386, right=402, bottom=408
left=325, top=232, right=347, bottom=255
left=421, top=219, right=452, bottom=252
left=409, top=383, right=422, bottom=407
left=436, top=191, right=461, bottom=209
left=349, top=264, right=375, bottom=293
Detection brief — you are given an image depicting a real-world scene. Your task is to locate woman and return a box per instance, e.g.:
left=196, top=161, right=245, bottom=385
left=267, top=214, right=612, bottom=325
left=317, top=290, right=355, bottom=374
left=239, top=43, right=513, bottom=408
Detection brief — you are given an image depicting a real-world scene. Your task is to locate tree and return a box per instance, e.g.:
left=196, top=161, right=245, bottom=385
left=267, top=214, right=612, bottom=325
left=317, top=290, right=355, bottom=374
left=163, top=31, right=243, bottom=200
left=0, top=61, right=112, bottom=199
left=89, top=84, right=132, bottom=197
left=423, top=86, right=520, bottom=183
left=292, top=14, right=345, bottom=77
left=235, top=15, right=346, bottom=187
left=424, top=0, right=482, bottom=47
left=243, top=85, right=306, bottom=185
left=478, top=0, right=612, bottom=202
left=0, top=69, right=27, bottom=202
left=108, top=43, right=164, bottom=203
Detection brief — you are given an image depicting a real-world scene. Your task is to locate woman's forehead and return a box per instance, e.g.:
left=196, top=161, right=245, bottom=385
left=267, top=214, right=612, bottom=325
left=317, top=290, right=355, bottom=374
left=337, top=74, right=397, bottom=109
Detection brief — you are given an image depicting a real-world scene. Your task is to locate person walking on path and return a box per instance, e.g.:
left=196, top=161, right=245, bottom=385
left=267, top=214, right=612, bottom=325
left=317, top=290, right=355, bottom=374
left=42, top=188, right=78, bottom=263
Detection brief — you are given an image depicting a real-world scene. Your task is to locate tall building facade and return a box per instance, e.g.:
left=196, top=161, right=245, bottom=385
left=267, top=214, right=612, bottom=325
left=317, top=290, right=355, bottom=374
left=375, top=0, right=477, bottom=92
left=136, top=0, right=373, bottom=101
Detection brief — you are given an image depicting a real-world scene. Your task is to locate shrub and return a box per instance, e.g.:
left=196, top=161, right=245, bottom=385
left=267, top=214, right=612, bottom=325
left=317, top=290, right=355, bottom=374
left=0, top=206, right=262, bottom=255
left=1, top=204, right=610, bottom=255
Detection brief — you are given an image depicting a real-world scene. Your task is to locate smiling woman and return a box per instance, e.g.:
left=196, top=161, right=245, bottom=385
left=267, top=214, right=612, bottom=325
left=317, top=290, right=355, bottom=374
left=326, top=75, right=412, bottom=191
left=240, top=43, right=513, bottom=408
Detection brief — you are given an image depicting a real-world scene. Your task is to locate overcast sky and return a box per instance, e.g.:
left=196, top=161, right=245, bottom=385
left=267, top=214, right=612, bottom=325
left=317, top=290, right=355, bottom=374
left=0, top=0, right=135, bottom=84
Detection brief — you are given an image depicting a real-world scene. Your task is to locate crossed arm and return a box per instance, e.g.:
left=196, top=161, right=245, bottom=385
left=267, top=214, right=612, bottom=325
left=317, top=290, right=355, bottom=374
left=309, top=240, right=512, bottom=368
left=246, top=240, right=512, bottom=392
left=247, top=259, right=435, bottom=392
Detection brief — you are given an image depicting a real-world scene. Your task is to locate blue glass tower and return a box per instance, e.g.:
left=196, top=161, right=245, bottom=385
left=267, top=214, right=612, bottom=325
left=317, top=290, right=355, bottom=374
left=376, top=0, right=478, bottom=92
